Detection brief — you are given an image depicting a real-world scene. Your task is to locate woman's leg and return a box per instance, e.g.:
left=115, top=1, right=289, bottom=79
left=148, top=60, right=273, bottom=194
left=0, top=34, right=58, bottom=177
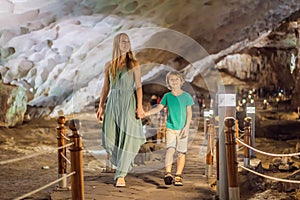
left=113, top=147, right=137, bottom=181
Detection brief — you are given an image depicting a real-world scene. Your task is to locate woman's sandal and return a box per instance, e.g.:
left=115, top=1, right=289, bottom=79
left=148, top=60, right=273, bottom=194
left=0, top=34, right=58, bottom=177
left=174, top=174, right=183, bottom=186
left=163, top=172, right=173, bottom=185
left=115, top=177, right=126, bottom=187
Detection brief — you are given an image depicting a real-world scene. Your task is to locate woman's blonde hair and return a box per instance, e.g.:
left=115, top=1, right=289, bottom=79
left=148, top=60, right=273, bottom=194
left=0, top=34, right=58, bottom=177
left=109, top=33, right=137, bottom=80
left=166, top=71, right=185, bottom=90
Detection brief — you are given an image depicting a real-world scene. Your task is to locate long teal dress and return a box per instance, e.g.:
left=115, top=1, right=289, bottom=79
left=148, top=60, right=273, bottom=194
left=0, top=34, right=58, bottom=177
left=102, top=67, right=146, bottom=180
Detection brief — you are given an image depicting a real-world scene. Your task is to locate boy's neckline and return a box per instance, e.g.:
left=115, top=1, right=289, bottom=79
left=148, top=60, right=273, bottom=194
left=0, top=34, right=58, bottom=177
left=171, top=89, right=184, bottom=96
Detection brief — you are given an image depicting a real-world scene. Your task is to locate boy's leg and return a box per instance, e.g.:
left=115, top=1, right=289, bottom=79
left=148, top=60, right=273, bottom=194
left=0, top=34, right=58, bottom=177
left=174, top=151, right=186, bottom=186
left=165, top=129, right=177, bottom=172
left=165, top=147, right=176, bottom=172
left=175, top=152, right=186, bottom=175
left=176, top=130, right=188, bottom=174
left=164, top=129, right=177, bottom=185
left=164, top=147, right=176, bottom=185
left=174, top=152, right=185, bottom=186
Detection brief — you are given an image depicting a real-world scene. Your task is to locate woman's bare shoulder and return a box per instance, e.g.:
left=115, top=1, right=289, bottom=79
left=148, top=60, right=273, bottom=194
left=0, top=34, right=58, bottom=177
left=105, top=61, right=111, bottom=68
left=104, top=61, right=111, bottom=72
left=132, top=60, right=140, bottom=68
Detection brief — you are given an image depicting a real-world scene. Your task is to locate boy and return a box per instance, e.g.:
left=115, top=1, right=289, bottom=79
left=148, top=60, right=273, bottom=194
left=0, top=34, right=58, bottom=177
left=144, top=71, right=194, bottom=186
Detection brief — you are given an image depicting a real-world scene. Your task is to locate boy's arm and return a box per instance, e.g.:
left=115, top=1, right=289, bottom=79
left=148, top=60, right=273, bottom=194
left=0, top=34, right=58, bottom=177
left=185, top=106, right=192, bottom=128
left=145, top=104, right=164, bottom=117
left=180, top=106, right=192, bottom=138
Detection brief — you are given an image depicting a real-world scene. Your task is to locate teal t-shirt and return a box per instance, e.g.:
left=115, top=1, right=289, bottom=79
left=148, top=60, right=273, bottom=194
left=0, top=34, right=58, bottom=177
left=160, top=91, right=194, bottom=130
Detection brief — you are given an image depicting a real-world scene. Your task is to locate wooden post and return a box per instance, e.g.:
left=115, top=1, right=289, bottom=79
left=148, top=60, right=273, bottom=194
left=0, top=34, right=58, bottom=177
left=56, top=116, right=67, bottom=189
left=235, top=119, right=239, bottom=150
left=157, top=107, right=167, bottom=143
left=218, top=84, right=236, bottom=200
left=204, top=118, right=210, bottom=140
left=211, top=93, right=220, bottom=197
left=161, top=122, right=166, bottom=143
left=69, top=119, right=84, bottom=200
left=235, top=120, right=239, bottom=139
left=156, top=126, right=162, bottom=144
left=243, top=117, right=252, bottom=167
left=204, top=109, right=210, bottom=135
left=215, top=130, right=219, bottom=190
left=224, top=117, right=240, bottom=200
left=162, top=108, right=167, bottom=143
left=205, top=118, right=214, bottom=177
left=214, top=120, right=219, bottom=197
left=246, top=102, right=255, bottom=157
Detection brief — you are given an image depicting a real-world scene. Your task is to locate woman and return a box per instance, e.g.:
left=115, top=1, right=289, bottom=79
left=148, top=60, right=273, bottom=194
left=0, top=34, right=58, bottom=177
left=97, top=33, right=146, bottom=187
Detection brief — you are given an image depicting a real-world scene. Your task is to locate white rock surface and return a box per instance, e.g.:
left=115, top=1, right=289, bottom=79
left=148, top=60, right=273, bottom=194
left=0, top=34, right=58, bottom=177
left=0, top=0, right=299, bottom=117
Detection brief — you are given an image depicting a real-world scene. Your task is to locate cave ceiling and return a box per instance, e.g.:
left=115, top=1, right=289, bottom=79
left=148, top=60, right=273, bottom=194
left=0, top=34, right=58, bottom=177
left=1, top=0, right=300, bottom=115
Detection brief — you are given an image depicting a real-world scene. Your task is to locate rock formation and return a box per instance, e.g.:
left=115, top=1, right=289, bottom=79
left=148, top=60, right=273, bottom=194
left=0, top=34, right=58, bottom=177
left=0, top=0, right=300, bottom=121
left=0, top=80, right=27, bottom=127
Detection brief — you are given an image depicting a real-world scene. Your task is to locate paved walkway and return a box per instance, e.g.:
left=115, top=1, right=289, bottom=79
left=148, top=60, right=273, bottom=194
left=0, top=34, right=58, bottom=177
left=50, top=114, right=216, bottom=200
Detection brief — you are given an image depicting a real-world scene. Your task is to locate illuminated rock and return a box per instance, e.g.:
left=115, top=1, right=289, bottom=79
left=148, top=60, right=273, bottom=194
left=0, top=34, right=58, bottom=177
left=0, top=81, right=27, bottom=127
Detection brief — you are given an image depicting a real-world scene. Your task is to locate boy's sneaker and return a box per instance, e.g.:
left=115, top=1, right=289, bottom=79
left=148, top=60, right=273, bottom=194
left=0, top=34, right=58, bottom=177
left=174, top=174, right=183, bottom=186
left=163, top=172, right=173, bottom=185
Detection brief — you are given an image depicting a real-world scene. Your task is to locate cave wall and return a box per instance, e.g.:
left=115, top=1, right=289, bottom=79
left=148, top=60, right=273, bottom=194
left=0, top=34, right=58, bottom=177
left=1, top=0, right=300, bottom=118
left=257, top=48, right=295, bottom=90
left=291, top=22, right=300, bottom=109
left=216, top=47, right=296, bottom=94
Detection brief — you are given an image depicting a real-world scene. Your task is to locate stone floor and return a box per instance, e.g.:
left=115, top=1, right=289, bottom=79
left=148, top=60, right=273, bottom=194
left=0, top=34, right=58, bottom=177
left=50, top=115, right=216, bottom=200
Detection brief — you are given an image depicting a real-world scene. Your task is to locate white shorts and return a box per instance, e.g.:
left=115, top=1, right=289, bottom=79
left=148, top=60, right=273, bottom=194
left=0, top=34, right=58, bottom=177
left=165, top=128, right=188, bottom=153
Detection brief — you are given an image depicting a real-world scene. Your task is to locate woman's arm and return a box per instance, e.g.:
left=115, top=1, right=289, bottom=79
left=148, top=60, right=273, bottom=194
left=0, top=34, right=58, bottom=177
left=133, top=62, right=144, bottom=118
left=97, top=64, right=110, bottom=121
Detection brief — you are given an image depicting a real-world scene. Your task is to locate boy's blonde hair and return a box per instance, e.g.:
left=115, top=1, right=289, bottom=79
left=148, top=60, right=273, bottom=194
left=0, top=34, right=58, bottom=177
left=166, top=71, right=185, bottom=90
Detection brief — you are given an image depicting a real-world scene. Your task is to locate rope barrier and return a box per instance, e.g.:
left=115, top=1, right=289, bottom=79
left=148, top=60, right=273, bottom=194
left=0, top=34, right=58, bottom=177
left=0, top=143, right=74, bottom=165
left=236, top=138, right=300, bottom=157
left=239, top=165, right=300, bottom=184
left=238, top=146, right=244, bottom=151
left=60, top=152, right=71, bottom=164
left=238, top=128, right=244, bottom=133
left=60, top=133, right=70, bottom=141
left=4, top=117, right=85, bottom=199
left=13, top=171, right=76, bottom=200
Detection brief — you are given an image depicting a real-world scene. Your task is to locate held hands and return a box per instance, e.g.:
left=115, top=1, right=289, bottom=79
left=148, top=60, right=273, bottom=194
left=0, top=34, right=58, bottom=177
left=97, top=106, right=147, bottom=122
left=136, top=107, right=145, bottom=119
